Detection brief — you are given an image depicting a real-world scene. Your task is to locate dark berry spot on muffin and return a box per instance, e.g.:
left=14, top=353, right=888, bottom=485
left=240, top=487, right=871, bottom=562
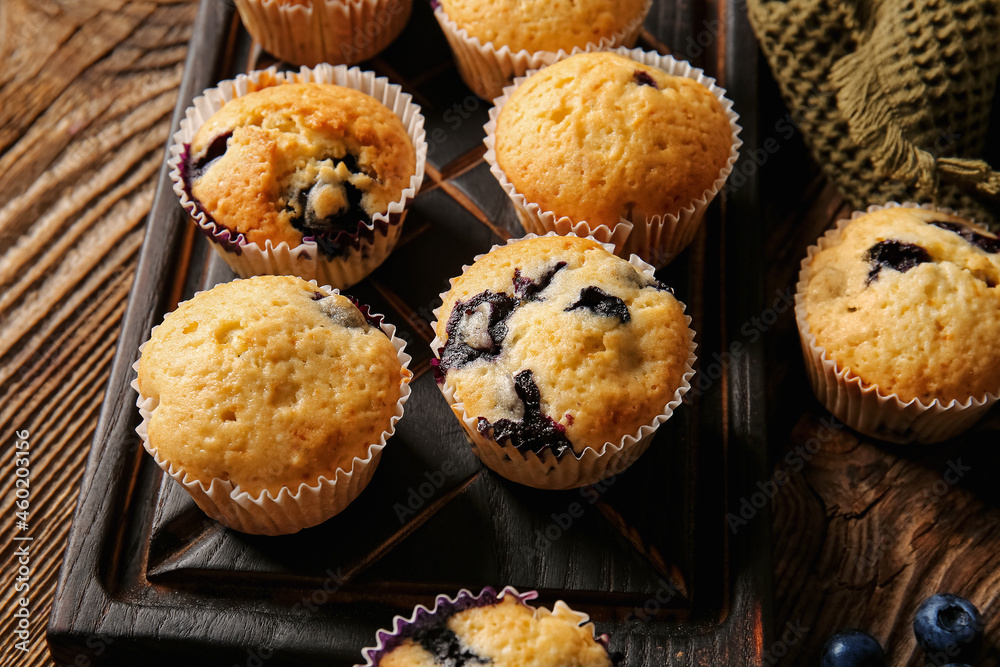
left=633, top=70, right=659, bottom=89
left=285, top=153, right=374, bottom=259
left=412, top=625, right=489, bottom=666
left=343, top=294, right=386, bottom=330
left=439, top=291, right=519, bottom=373
left=865, top=240, right=932, bottom=284
left=189, top=132, right=233, bottom=178
left=478, top=370, right=573, bottom=457
left=929, top=219, right=1000, bottom=253
left=847, top=306, right=857, bottom=312
left=513, top=262, right=567, bottom=301
left=315, top=295, right=367, bottom=329
left=651, top=279, right=675, bottom=293
left=566, top=286, right=631, bottom=323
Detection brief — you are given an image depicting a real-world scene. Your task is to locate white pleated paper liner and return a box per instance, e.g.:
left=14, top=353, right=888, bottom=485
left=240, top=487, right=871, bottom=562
left=357, top=586, right=612, bottom=667
left=483, top=46, right=742, bottom=269
left=430, top=232, right=697, bottom=490
left=432, top=0, right=652, bottom=101
left=234, top=0, right=412, bottom=67
left=795, top=201, right=1000, bottom=444
left=132, top=281, right=413, bottom=536
left=167, top=64, right=427, bottom=290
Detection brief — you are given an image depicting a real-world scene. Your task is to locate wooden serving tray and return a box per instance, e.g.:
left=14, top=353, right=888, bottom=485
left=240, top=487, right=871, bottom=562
left=47, top=0, right=772, bottom=664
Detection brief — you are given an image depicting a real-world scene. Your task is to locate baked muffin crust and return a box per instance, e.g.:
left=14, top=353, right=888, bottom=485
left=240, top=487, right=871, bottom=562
left=435, top=235, right=691, bottom=455
left=803, top=207, right=1000, bottom=403
left=494, top=52, right=732, bottom=229
left=138, top=276, right=403, bottom=496
left=438, top=0, right=647, bottom=53
left=185, top=83, right=416, bottom=255
left=378, top=594, right=612, bottom=667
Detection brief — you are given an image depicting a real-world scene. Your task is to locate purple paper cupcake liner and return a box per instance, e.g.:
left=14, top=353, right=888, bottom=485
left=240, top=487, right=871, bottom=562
left=358, top=586, right=612, bottom=666
left=168, top=64, right=427, bottom=289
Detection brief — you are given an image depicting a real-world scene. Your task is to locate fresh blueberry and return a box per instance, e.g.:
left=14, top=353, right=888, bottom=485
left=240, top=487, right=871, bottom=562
left=819, top=630, right=886, bottom=667
left=864, top=240, right=932, bottom=284
left=913, top=594, right=983, bottom=664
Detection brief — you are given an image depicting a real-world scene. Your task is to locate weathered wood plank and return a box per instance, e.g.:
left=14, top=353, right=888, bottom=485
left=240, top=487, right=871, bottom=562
left=0, top=2, right=199, bottom=665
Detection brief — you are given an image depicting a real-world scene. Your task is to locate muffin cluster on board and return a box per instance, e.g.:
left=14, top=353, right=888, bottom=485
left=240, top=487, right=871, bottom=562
left=130, top=2, right=1000, bottom=664
left=154, top=33, right=735, bottom=527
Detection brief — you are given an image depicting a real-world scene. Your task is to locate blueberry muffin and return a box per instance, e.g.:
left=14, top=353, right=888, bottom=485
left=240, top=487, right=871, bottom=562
left=437, top=0, right=647, bottom=54
left=363, top=588, right=613, bottom=667
left=493, top=52, right=733, bottom=231
left=181, top=82, right=416, bottom=259
left=233, top=0, right=412, bottom=67
left=432, top=235, right=694, bottom=487
left=801, top=207, right=1000, bottom=404
left=432, top=0, right=650, bottom=101
left=136, top=275, right=410, bottom=533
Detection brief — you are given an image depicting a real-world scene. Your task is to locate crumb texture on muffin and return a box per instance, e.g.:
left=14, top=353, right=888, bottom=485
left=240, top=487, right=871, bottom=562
left=378, top=595, right=612, bottom=667
left=494, top=52, right=732, bottom=228
left=185, top=83, right=416, bottom=255
left=436, top=235, right=691, bottom=455
left=137, top=275, right=403, bottom=496
left=438, top=0, right=646, bottom=53
left=803, top=207, right=1000, bottom=403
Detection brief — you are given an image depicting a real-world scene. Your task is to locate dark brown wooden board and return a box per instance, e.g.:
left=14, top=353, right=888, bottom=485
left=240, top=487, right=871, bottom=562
left=47, top=0, right=771, bottom=664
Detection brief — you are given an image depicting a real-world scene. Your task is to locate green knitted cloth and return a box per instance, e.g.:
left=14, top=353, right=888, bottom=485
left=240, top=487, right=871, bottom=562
left=747, top=0, right=1000, bottom=225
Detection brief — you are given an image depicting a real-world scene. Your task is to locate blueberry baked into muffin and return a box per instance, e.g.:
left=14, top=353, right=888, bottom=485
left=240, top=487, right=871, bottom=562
left=432, top=235, right=695, bottom=488
left=797, top=204, right=1000, bottom=442
left=135, top=275, right=411, bottom=534
left=180, top=82, right=416, bottom=259
left=361, top=587, right=614, bottom=667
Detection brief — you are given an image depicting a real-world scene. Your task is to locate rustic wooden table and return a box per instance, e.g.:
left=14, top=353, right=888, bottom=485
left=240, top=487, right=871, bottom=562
left=1, top=0, right=998, bottom=666
left=2, top=1, right=201, bottom=665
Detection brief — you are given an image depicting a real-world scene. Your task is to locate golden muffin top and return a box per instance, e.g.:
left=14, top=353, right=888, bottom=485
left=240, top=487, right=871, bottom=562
left=494, top=52, right=733, bottom=229
left=138, top=275, right=405, bottom=496
left=435, top=235, right=692, bottom=455
left=186, top=83, right=415, bottom=255
left=802, top=207, right=1000, bottom=403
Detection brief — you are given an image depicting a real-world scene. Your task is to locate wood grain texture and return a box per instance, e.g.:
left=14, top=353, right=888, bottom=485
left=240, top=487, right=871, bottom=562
left=0, top=2, right=198, bottom=666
